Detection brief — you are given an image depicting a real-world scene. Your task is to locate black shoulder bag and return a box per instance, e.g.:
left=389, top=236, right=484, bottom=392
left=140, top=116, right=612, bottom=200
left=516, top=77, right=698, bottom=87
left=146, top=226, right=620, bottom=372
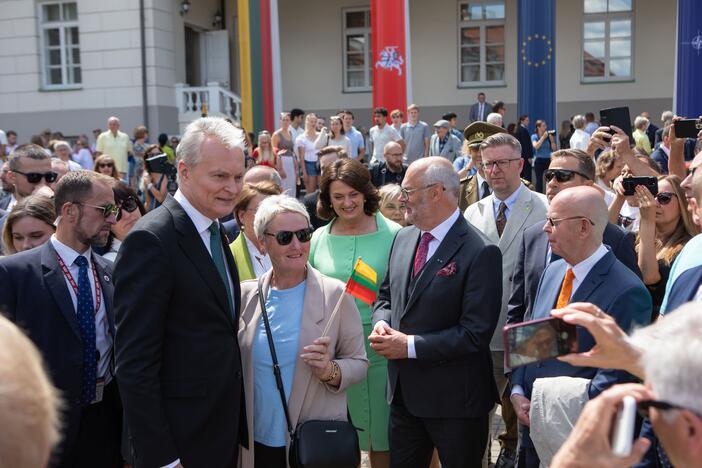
left=257, top=280, right=360, bottom=468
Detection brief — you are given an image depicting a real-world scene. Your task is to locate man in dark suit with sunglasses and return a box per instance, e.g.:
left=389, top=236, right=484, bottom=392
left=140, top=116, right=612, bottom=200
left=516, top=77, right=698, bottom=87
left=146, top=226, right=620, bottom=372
left=0, top=170, right=122, bottom=467
left=507, top=148, right=640, bottom=326
left=114, top=117, right=248, bottom=468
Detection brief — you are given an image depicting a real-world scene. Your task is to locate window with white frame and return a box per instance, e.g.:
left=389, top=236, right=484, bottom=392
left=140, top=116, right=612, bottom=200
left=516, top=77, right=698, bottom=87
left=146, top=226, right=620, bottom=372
left=342, top=8, right=372, bottom=92
left=38, top=1, right=81, bottom=89
left=458, top=1, right=505, bottom=86
left=582, top=0, right=633, bottom=81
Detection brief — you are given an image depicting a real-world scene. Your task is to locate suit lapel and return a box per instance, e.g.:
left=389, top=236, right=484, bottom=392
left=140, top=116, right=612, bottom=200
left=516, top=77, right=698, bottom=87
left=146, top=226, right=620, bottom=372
left=499, top=188, right=533, bottom=251
left=571, top=252, right=614, bottom=303
left=222, top=223, right=240, bottom=322
left=165, top=196, right=232, bottom=321
left=288, top=267, right=325, bottom=427
left=93, top=256, right=115, bottom=336
left=533, top=260, right=567, bottom=319
left=404, top=217, right=467, bottom=316
left=470, top=197, right=499, bottom=244
left=397, top=228, right=420, bottom=314
left=41, top=242, right=81, bottom=340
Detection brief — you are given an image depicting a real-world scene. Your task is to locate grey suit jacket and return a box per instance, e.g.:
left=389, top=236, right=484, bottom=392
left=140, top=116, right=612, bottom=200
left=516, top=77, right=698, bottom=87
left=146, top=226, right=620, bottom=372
left=372, top=215, right=502, bottom=418
left=429, top=133, right=462, bottom=162
left=469, top=102, right=490, bottom=122
left=464, top=187, right=549, bottom=350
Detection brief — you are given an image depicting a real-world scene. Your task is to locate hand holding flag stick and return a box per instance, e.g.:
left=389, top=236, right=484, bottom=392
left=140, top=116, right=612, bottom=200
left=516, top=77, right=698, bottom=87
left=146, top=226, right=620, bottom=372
left=321, top=257, right=378, bottom=337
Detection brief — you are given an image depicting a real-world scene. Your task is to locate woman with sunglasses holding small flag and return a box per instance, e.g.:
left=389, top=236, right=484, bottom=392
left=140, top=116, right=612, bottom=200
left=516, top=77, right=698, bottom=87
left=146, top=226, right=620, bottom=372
left=238, top=194, right=368, bottom=467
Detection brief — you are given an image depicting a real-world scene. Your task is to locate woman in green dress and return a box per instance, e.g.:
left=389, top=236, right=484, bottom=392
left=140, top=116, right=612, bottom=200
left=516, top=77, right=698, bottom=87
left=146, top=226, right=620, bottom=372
left=309, top=158, right=401, bottom=468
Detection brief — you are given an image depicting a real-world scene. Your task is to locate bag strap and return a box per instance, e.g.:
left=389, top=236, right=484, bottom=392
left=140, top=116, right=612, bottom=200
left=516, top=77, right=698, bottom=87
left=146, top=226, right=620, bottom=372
left=258, top=278, right=295, bottom=437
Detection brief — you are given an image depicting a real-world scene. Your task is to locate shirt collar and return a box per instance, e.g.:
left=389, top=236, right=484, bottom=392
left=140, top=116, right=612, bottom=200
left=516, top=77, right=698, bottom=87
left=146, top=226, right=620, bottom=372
left=244, top=233, right=266, bottom=259
left=476, top=172, right=487, bottom=187
left=570, top=244, right=609, bottom=282
left=661, top=144, right=670, bottom=156
left=174, top=189, right=216, bottom=235
left=50, top=234, right=92, bottom=267
left=493, top=182, right=524, bottom=210
left=422, top=209, right=460, bottom=244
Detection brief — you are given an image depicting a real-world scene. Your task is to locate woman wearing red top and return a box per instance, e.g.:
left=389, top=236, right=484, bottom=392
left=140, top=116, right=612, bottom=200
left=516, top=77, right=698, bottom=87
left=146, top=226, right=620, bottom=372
left=252, top=130, right=286, bottom=179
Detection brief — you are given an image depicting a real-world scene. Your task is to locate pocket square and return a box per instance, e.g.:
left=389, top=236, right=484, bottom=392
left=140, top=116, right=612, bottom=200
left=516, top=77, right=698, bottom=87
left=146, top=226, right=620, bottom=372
left=437, top=261, right=457, bottom=277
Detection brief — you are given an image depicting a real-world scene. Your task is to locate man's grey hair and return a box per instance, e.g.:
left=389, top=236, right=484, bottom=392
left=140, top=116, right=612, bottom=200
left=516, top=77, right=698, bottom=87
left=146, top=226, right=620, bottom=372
left=243, top=165, right=283, bottom=188
left=661, top=110, right=674, bottom=124
left=486, top=113, right=503, bottom=125
left=480, top=133, right=522, bottom=157
left=53, top=140, right=71, bottom=151
left=8, top=144, right=50, bottom=171
left=176, top=117, right=245, bottom=168
left=421, top=159, right=460, bottom=200
left=0, top=315, right=61, bottom=468
left=629, top=302, right=702, bottom=416
left=107, top=116, right=120, bottom=124
left=572, top=115, right=586, bottom=129
left=253, top=194, right=311, bottom=241
left=634, top=115, right=649, bottom=130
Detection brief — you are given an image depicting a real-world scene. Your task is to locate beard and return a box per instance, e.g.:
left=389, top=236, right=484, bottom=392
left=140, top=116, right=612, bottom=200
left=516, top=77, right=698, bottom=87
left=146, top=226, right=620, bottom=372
left=75, top=210, right=111, bottom=248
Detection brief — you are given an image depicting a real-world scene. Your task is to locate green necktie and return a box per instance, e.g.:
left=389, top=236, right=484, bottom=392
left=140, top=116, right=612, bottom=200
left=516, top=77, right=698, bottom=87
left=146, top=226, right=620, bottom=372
left=208, top=222, right=233, bottom=317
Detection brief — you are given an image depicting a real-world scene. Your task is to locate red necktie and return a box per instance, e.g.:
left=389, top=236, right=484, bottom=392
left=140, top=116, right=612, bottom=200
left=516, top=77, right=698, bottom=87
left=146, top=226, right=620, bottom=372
left=413, top=232, right=434, bottom=277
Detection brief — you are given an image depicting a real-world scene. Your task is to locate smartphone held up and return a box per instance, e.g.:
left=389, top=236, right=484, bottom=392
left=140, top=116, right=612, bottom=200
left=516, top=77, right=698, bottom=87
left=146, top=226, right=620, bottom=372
left=503, top=316, right=578, bottom=369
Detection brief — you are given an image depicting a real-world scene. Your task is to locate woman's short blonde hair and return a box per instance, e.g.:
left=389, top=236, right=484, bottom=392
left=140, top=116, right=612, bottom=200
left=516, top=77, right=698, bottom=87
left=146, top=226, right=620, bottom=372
left=379, top=184, right=403, bottom=210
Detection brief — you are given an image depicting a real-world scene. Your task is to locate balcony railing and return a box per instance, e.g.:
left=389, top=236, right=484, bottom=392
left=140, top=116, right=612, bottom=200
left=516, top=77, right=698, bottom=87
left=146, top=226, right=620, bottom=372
left=175, top=82, right=242, bottom=129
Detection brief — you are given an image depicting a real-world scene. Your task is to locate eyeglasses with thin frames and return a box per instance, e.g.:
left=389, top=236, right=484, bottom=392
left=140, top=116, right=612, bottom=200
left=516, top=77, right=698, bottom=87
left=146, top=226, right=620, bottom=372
left=546, top=216, right=595, bottom=227
left=638, top=399, right=702, bottom=419
left=400, top=183, right=444, bottom=199
left=479, top=158, right=521, bottom=171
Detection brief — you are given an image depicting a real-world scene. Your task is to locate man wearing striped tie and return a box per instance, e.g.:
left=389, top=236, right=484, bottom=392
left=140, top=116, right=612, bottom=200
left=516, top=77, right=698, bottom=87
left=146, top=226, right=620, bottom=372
left=509, top=186, right=651, bottom=468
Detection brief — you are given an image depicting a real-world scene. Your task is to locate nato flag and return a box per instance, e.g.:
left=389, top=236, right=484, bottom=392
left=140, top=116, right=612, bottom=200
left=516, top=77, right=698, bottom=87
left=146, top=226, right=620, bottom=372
left=675, top=0, right=702, bottom=118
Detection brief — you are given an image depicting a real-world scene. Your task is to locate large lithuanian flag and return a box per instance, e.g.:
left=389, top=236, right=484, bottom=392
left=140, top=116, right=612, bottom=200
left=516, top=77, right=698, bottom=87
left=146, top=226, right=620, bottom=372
left=346, top=258, right=378, bottom=305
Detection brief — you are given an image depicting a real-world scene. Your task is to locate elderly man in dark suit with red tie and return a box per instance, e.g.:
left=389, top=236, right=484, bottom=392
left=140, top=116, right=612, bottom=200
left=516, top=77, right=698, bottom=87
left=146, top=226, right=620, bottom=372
left=370, top=156, right=503, bottom=468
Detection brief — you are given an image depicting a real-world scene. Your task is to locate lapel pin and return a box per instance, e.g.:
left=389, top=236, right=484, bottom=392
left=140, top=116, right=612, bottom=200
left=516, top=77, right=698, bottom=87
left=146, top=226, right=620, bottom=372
left=104, top=275, right=110, bottom=282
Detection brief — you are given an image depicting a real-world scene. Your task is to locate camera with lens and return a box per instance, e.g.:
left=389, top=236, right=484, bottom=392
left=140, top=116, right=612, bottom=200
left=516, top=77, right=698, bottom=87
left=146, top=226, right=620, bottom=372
left=145, top=153, right=178, bottom=195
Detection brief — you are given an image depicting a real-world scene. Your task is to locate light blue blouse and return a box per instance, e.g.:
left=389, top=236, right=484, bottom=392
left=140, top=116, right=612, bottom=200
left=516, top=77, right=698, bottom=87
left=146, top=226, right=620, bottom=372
left=252, top=280, right=306, bottom=446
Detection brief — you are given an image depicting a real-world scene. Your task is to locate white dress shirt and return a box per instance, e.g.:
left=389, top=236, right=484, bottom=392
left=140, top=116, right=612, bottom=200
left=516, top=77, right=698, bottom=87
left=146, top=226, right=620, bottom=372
left=406, top=209, right=461, bottom=358
left=476, top=172, right=490, bottom=198
left=244, top=233, right=272, bottom=278
left=50, top=235, right=112, bottom=384
left=511, top=244, right=609, bottom=398
left=6, top=193, right=17, bottom=211
left=569, top=129, right=590, bottom=151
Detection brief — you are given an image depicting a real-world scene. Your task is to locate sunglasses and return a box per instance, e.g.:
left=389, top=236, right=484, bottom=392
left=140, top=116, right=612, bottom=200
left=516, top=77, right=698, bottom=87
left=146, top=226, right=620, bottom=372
left=98, top=163, right=114, bottom=168
left=265, top=227, right=314, bottom=245
left=13, top=170, right=58, bottom=184
left=77, top=202, right=120, bottom=218
left=655, top=192, right=675, bottom=205
left=117, top=197, right=139, bottom=221
left=544, top=169, right=591, bottom=183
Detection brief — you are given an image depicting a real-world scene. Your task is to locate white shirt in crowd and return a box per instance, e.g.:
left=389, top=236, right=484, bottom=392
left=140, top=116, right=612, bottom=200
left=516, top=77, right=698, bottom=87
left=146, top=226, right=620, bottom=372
left=244, top=234, right=272, bottom=278
left=369, top=124, right=402, bottom=163
left=569, top=129, right=590, bottom=151
left=295, top=133, right=319, bottom=162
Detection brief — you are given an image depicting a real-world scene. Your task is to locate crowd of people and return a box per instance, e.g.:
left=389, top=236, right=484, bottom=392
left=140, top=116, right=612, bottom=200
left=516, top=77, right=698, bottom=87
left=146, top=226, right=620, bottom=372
left=0, top=96, right=701, bottom=468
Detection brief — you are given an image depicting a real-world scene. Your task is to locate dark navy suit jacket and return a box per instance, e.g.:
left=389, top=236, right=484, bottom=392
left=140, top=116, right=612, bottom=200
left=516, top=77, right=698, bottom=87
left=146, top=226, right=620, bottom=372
left=507, top=221, right=640, bottom=325
left=0, top=241, right=115, bottom=464
left=511, top=250, right=651, bottom=447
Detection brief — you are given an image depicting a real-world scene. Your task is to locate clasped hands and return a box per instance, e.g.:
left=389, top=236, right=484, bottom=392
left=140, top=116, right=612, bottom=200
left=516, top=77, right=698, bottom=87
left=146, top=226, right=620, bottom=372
left=368, top=322, right=408, bottom=359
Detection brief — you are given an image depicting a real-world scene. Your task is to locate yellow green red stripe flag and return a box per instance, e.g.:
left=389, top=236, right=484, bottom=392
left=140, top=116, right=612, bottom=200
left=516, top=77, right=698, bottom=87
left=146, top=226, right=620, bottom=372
left=346, top=258, right=378, bottom=305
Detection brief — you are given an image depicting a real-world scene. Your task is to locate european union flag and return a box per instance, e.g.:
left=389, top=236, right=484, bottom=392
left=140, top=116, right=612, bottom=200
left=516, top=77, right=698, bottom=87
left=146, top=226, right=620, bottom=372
left=518, top=0, right=556, bottom=132
left=675, top=0, right=702, bottom=118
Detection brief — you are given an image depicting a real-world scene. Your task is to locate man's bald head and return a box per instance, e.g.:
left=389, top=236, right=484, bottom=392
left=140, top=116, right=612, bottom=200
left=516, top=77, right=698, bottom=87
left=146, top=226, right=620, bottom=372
left=403, top=157, right=460, bottom=230
left=545, top=186, right=608, bottom=264
left=384, top=141, right=404, bottom=171
left=243, top=165, right=282, bottom=188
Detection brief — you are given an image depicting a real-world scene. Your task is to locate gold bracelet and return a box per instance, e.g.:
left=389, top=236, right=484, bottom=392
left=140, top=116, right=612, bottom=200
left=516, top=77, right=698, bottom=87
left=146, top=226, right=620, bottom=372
left=321, top=361, right=339, bottom=383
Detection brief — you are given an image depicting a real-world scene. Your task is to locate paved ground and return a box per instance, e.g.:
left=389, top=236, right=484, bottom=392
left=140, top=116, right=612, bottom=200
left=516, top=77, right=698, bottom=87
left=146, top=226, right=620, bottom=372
left=360, top=406, right=506, bottom=467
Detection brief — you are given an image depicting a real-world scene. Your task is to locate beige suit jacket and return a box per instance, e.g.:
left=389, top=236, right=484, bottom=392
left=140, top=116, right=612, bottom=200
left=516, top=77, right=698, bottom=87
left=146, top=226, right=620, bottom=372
left=238, top=265, right=368, bottom=467
left=464, top=186, right=548, bottom=350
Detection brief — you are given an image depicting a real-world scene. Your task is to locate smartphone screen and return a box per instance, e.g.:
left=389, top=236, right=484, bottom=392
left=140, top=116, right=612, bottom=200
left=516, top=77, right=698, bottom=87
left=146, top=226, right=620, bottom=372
left=503, top=317, right=578, bottom=368
left=599, top=107, right=634, bottom=142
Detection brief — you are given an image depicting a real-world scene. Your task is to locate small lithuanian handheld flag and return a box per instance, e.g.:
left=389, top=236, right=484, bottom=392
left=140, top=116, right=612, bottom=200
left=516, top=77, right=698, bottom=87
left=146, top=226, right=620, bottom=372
left=346, top=258, right=378, bottom=305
